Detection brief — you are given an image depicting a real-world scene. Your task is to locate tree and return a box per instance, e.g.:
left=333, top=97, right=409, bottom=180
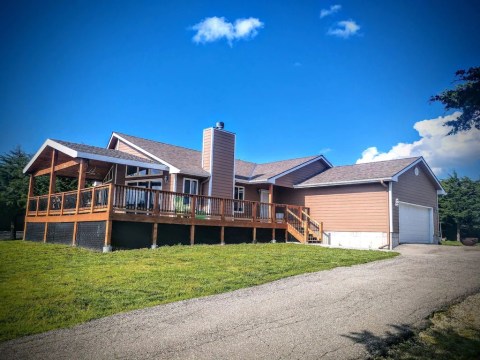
left=439, top=172, right=480, bottom=241
left=0, top=147, right=30, bottom=239
left=430, top=66, right=480, bottom=134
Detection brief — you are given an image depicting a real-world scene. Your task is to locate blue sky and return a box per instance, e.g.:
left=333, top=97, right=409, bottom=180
left=1, top=0, right=479, bottom=178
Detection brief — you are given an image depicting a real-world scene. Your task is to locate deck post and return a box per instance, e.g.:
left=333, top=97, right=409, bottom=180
left=220, top=226, right=225, bottom=245
left=190, top=225, right=195, bottom=245
left=151, top=223, right=158, bottom=249
left=103, top=220, right=112, bottom=252
left=89, top=187, right=95, bottom=213
left=23, top=175, right=35, bottom=240
left=72, top=222, right=78, bottom=246
left=285, top=227, right=288, bottom=242
left=253, top=227, right=257, bottom=244
left=220, top=199, right=225, bottom=221
left=75, top=159, right=87, bottom=215
left=46, top=149, right=58, bottom=217
left=272, top=228, right=276, bottom=243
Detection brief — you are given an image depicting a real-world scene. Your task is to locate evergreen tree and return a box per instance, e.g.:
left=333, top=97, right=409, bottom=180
left=0, top=147, right=30, bottom=239
left=439, top=172, right=480, bottom=241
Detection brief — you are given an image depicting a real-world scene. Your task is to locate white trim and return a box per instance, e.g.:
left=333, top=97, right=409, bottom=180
left=388, top=181, right=393, bottom=250
left=397, top=200, right=433, bottom=210
left=111, top=133, right=180, bottom=173
left=208, top=129, right=214, bottom=197
left=294, top=178, right=392, bottom=188
left=23, top=139, right=167, bottom=174
left=268, top=156, right=333, bottom=183
left=172, top=174, right=177, bottom=192
left=183, top=177, right=199, bottom=195
left=234, top=185, right=245, bottom=213
left=392, top=157, right=445, bottom=194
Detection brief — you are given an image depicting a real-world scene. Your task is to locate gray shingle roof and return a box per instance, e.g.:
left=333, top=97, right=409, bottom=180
left=297, top=157, right=421, bottom=186
left=53, top=139, right=157, bottom=164
left=113, top=133, right=210, bottom=177
left=114, top=132, right=321, bottom=181
left=240, top=156, right=319, bottom=182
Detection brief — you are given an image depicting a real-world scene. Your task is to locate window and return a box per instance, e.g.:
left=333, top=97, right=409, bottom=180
left=125, top=179, right=162, bottom=210
left=126, top=166, right=160, bottom=177
left=234, top=186, right=245, bottom=212
left=183, top=178, right=199, bottom=195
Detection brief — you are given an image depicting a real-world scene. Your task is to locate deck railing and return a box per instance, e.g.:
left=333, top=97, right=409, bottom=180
left=26, top=184, right=304, bottom=225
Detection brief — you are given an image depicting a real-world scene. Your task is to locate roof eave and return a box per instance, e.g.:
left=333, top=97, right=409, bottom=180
left=111, top=132, right=181, bottom=173
left=294, top=178, right=393, bottom=188
left=391, top=157, right=445, bottom=193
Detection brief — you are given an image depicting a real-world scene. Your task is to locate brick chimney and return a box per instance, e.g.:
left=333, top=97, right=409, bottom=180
left=202, top=122, right=235, bottom=198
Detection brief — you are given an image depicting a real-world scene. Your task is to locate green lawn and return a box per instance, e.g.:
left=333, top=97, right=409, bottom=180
left=0, top=241, right=397, bottom=342
left=440, top=240, right=463, bottom=246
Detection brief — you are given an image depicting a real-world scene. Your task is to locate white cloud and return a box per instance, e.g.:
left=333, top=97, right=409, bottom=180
left=356, top=112, right=480, bottom=175
left=327, top=20, right=360, bottom=38
left=191, top=16, right=264, bottom=45
left=320, top=4, right=342, bottom=18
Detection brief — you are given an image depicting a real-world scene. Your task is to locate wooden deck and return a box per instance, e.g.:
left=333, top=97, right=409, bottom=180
left=25, top=184, right=323, bottom=248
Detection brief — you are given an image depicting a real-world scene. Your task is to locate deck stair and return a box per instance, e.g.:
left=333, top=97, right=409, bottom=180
left=286, top=209, right=323, bottom=244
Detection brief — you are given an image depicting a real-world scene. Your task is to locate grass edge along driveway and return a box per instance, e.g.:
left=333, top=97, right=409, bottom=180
left=0, top=241, right=397, bottom=342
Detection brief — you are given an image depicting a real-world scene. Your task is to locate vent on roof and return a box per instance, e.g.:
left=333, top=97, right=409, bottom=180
left=215, top=122, right=224, bottom=130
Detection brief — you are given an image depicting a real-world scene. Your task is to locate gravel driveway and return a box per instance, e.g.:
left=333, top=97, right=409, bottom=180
left=2, top=244, right=480, bottom=360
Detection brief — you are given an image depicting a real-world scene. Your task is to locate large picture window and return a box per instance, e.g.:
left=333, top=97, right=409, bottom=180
left=126, top=166, right=162, bottom=177
left=125, top=179, right=162, bottom=210
left=234, top=186, right=245, bottom=212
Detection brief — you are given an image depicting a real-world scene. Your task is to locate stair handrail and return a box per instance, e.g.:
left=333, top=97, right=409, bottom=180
left=301, top=210, right=323, bottom=240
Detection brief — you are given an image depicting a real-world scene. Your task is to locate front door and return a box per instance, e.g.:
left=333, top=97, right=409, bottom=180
left=260, top=189, right=269, bottom=219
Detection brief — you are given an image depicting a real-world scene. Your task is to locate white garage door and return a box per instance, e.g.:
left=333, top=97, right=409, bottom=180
left=399, top=203, right=433, bottom=244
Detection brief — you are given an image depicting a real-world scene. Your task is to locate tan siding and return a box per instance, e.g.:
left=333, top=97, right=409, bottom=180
left=293, top=184, right=389, bottom=232
left=117, top=140, right=150, bottom=160
left=210, top=129, right=235, bottom=199
left=275, top=160, right=328, bottom=187
left=202, top=128, right=212, bottom=172
left=392, top=163, right=439, bottom=236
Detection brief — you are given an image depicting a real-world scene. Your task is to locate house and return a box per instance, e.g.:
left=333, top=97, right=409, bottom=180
left=23, top=122, right=445, bottom=251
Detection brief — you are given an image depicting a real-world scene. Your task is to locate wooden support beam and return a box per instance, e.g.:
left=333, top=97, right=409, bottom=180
left=272, top=228, right=276, bottom=242
left=23, top=175, right=35, bottom=240
left=104, top=220, right=112, bottom=247
left=43, top=223, right=48, bottom=243
left=75, top=159, right=87, bottom=215
left=46, top=149, right=57, bottom=216
left=190, top=225, right=195, bottom=246
left=220, top=226, right=225, bottom=245
left=34, top=159, right=81, bottom=177
left=152, top=223, right=158, bottom=248
left=285, top=228, right=288, bottom=242
left=253, top=227, right=257, bottom=244
left=72, top=222, right=78, bottom=246
left=220, top=199, right=225, bottom=221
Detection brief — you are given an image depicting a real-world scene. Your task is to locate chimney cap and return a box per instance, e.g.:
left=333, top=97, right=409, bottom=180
left=215, top=121, right=224, bottom=130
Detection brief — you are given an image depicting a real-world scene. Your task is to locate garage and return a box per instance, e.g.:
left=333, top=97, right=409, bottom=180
left=399, top=202, right=433, bottom=244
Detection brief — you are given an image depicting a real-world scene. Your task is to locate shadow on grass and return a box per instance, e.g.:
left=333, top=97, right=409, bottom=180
left=343, top=323, right=480, bottom=359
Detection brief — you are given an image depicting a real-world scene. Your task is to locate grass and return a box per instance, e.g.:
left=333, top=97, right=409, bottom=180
left=440, top=240, right=463, bottom=246
left=0, top=241, right=397, bottom=342
left=374, top=293, right=480, bottom=360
